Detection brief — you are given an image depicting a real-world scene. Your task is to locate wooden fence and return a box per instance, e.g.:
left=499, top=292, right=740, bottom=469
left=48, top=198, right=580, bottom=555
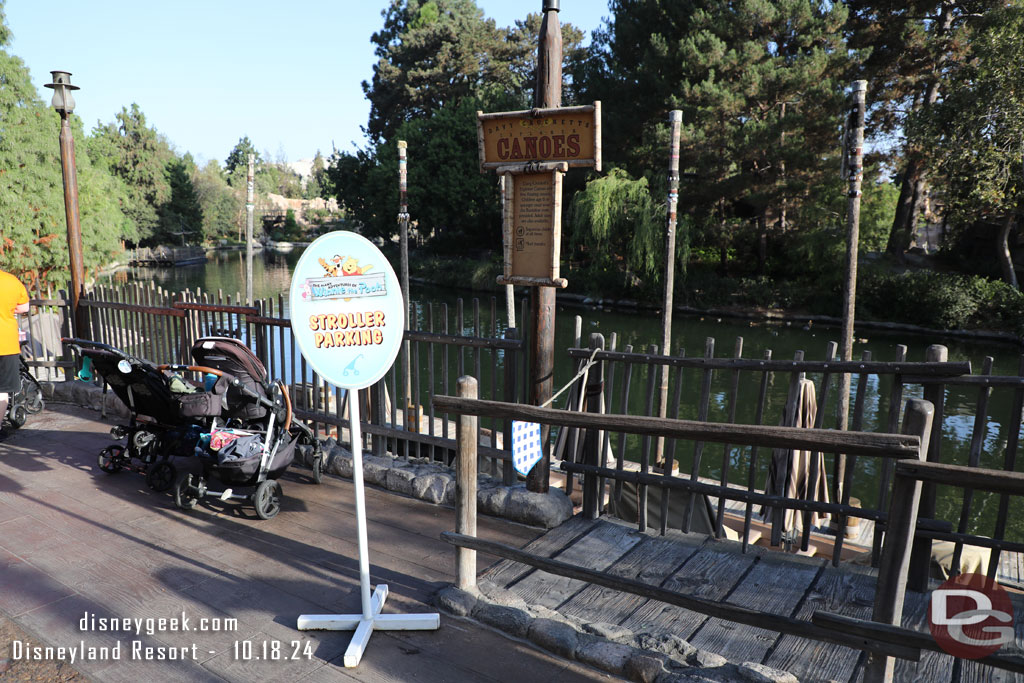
left=18, top=281, right=1024, bottom=591
left=438, top=381, right=1004, bottom=682
left=555, top=331, right=1024, bottom=589
left=45, top=281, right=527, bottom=479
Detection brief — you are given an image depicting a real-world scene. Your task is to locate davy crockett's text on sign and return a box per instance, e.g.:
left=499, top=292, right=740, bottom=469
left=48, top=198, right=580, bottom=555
left=511, top=173, right=557, bottom=279
left=477, top=103, right=601, bottom=171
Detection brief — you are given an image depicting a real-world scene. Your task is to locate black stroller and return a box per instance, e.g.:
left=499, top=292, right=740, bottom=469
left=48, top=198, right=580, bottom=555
left=166, top=336, right=324, bottom=520
left=2, top=343, right=44, bottom=431
left=62, top=338, right=225, bottom=491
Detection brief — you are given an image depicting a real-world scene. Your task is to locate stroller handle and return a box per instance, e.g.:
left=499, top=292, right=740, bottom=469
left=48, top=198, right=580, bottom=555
left=62, top=337, right=154, bottom=373
left=159, top=364, right=287, bottom=422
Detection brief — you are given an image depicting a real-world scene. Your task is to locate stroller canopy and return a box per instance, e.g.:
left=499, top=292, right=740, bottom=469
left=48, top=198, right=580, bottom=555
left=191, top=337, right=268, bottom=385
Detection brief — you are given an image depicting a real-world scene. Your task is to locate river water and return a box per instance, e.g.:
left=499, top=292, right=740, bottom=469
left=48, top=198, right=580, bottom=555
left=107, top=249, right=1024, bottom=537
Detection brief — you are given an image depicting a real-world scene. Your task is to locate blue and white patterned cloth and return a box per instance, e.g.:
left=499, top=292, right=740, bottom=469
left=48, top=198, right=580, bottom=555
left=512, top=420, right=543, bottom=476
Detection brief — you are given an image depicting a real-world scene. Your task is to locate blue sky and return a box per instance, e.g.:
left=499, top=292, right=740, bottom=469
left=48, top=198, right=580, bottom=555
left=6, top=1, right=610, bottom=167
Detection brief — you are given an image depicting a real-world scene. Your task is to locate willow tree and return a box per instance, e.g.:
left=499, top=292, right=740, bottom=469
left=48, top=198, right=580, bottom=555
left=567, top=168, right=672, bottom=294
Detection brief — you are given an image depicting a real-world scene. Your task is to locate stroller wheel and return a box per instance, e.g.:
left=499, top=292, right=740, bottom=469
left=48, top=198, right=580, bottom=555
left=20, top=375, right=44, bottom=414
left=146, top=461, right=176, bottom=492
left=173, top=473, right=200, bottom=510
left=312, top=452, right=324, bottom=485
left=8, top=405, right=27, bottom=429
left=253, top=480, right=282, bottom=520
left=295, top=427, right=325, bottom=485
left=97, top=446, right=126, bottom=473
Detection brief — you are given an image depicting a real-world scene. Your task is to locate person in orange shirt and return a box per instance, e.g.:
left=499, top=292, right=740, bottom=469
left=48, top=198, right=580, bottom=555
left=0, top=269, right=30, bottom=438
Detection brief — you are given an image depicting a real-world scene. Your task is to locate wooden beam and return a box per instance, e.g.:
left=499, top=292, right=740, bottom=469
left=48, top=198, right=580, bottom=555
left=432, top=395, right=921, bottom=458
left=813, top=612, right=1024, bottom=674
left=895, top=460, right=1024, bottom=496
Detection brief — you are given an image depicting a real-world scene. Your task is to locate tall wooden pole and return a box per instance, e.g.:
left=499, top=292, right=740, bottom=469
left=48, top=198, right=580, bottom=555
left=398, top=141, right=413, bottom=417
left=245, top=153, right=255, bottom=305
left=656, top=110, right=683, bottom=467
left=57, top=112, right=87, bottom=338
left=526, top=0, right=562, bottom=494
left=837, top=80, right=867, bottom=495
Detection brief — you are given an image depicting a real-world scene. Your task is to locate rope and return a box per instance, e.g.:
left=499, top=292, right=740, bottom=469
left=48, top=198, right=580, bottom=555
left=539, top=347, right=601, bottom=409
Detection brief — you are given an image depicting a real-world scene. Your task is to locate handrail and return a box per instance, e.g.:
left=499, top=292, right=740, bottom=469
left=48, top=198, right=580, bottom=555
left=432, top=395, right=921, bottom=459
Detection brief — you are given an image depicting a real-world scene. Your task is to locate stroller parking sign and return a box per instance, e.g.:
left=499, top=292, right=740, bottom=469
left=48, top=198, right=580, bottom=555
left=290, top=231, right=437, bottom=667
left=289, top=231, right=404, bottom=390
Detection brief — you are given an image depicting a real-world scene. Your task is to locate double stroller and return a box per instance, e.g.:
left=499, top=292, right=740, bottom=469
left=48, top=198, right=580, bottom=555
left=63, top=337, right=323, bottom=519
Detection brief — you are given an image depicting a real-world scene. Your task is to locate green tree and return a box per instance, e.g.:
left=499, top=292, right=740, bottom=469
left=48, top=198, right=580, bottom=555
left=159, top=155, right=204, bottom=244
left=912, top=4, right=1024, bottom=287
left=193, top=160, right=242, bottom=242
left=0, top=3, right=131, bottom=286
left=568, top=168, right=669, bottom=294
left=224, top=135, right=259, bottom=177
left=585, top=0, right=852, bottom=274
left=88, top=104, right=174, bottom=244
left=304, top=150, right=327, bottom=199
left=328, top=96, right=502, bottom=248
left=845, top=0, right=1006, bottom=258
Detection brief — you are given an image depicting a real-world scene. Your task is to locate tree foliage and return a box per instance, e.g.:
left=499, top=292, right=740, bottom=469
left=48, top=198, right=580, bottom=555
left=568, top=168, right=671, bottom=293
left=87, top=104, right=176, bottom=244
left=912, top=4, right=1024, bottom=285
left=0, top=5, right=132, bottom=286
left=584, top=0, right=853, bottom=279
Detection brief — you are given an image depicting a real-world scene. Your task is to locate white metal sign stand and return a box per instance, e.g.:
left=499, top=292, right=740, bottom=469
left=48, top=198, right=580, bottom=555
left=291, top=231, right=439, bottom=668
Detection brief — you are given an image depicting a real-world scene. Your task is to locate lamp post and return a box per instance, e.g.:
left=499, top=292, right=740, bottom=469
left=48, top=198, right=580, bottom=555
left=44, top=71, right=87, bottom=338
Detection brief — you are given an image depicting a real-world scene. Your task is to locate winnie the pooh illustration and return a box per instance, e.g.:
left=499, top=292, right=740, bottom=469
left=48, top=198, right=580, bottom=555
left=339, top=256, right=373, bottom=276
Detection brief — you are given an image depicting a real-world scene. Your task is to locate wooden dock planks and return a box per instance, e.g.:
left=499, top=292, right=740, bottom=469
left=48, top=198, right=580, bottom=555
left=491, top=515, right=1020, bottom=683
left=620, top=540, right=759, bottom=640
left=507, top=520, right=645, bottom=610
left=557, top=532, right=705, bottom=624
left=765, top=564, right=877, bottom=682
left=688, top=554, right=822, bottom=663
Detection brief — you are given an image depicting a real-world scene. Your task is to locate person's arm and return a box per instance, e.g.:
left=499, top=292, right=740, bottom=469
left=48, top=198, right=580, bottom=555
left=14, top=302, right=29, bottom=314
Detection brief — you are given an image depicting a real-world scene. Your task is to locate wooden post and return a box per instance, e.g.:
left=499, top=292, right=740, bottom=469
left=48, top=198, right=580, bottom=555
left=526, top=0, right=562, bottom=494
left=245, top=154, right=255, bottom=306
left=502, top=328, right=520, bottom=486
left=657, top=109, right=683, bottom=467
left=582, top=333, right=605, bottom=519
left=398, top=140, right=413, bottom=425
left=456, top=376, right=479, bottom=591
left=837, top=80, right=867, bottom=491
left=865, top=397, right=933, bottom=683
left=909, top=343, right=948, bottom=591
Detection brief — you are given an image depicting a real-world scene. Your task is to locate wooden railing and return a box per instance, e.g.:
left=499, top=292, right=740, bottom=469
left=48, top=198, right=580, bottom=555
left=814, top=459, right=1024, bottom=680
left=560, top=333, right=970, bottom=570
left=436, top=377, right=936, bottom=677
left=60, top=282, right=528, bottom=477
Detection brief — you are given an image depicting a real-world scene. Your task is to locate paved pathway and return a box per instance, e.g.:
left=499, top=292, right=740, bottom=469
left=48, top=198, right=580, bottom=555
left=0, top=405, right=614, bottom=682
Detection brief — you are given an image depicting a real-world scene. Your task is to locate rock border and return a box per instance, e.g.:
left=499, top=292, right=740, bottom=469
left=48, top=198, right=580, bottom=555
left=41, top=380, right=575, bottom=529
left=434, top=583, right=799, bottom=683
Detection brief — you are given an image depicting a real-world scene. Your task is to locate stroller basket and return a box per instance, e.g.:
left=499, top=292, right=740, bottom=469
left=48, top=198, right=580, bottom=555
left=215, top=431, right=297, bottom=484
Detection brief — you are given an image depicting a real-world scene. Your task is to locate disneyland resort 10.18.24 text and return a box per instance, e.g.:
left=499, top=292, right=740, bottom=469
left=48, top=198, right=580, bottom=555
left=9, top=611, right=314, bottom=663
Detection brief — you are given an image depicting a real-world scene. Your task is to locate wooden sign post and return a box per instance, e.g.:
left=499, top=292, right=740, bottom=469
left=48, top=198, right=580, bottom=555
left=478, top=104, right=600, bottom=289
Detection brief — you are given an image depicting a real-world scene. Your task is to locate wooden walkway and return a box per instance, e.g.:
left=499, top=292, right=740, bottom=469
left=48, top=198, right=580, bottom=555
left=479, top=515, right=1024, bottom=683
left=0, top=405, right=613, bottom=682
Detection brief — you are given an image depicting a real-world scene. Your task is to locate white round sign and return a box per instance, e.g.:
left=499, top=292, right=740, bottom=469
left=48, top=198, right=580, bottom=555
left=289, top=232, right=405, bottom=390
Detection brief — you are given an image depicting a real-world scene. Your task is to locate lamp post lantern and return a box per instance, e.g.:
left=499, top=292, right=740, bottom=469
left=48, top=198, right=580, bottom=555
left=44, top=70, right=87, bottom=338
